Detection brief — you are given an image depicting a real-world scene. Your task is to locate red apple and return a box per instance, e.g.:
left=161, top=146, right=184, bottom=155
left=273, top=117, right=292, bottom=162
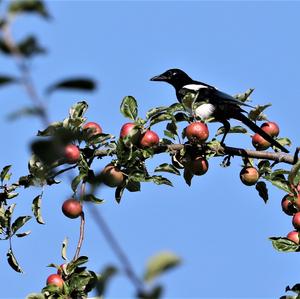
left=46, top=274, right=64, bottom=288
left=239, top=167, right=259, bottom=186
left=64, top=144, right=80, bottom=164
left=252, top=133, right=271, bottom=151
left=120, top=123, right=140, bottom=145
left=83, top=122, right=102, bottom=135
left=139, top=130, right=159, bottom=148
left=287, top=231, right=300, bottom=244
left=292, top=212, right=300, bottom=229
left=185, top=122, right=209, bottom=143
left=281, top=194, right=300, bottom=216
left=188, top=157, right=209, bottom=176
left=62, top=199, right=82, bottom=219
left=120, top=123, right=135, bottom=138
left=101, top=165, right=124, bottom=187
left=260, top=121, right=280, bottom=137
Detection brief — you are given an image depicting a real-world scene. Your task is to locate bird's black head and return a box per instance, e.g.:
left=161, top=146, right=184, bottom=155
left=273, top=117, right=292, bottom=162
left=150, top=68, right=193, bottom=90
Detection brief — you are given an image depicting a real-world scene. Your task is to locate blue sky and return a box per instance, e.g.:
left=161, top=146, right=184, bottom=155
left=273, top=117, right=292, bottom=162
left=0, top=1, right=300, bottom=298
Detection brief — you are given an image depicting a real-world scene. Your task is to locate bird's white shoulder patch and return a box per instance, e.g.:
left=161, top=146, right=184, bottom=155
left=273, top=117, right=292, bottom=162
left=194, top=103, right=215, bottom=120
left=183, top=84, right=209, bottom=91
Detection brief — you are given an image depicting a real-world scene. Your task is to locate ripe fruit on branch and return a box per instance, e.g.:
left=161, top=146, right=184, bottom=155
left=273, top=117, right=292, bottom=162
left=239, top=167, right=259, bottom=186
left=46, top=274, right=64, bottom=288
left=83, top=122, right=102, bottom=135
left=251, top=133, right=271, bottom=151
left=260, top=121, right=280, bottom=137
left=64, top=144, right=80, bottom=164
left=62, top=199, right=82, bottom=219
left=185, top=122, right=209, bottom=144
left=187, top=156, right=208, bottom=176
left=101, top=165, right=124, bottom=187
left=292, top=212, right=300, bottom=230
left=120, top=123, right=141, bottom=145
left=281, top=195, right=299, bottom=216
left=139, top=130, right=159, bottom=148
left=286, top=231, right=300, bottom=244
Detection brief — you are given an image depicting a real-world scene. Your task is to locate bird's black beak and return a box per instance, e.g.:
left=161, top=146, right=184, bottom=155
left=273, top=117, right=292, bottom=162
left=150, top=74, right=168, bottom=82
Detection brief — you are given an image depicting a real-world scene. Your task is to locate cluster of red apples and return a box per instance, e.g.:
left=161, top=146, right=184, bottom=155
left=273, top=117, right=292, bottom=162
left=239, top=121, right=281, bottom=186
left=282, top=190, right=300, bottom=245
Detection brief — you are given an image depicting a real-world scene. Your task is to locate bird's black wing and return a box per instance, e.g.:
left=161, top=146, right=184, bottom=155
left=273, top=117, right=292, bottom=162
left=212, top=89, right=253, bottom=108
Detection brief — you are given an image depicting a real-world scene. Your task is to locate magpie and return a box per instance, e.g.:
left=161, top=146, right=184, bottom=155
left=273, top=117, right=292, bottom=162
left=150, top=68, right=289, bottom=153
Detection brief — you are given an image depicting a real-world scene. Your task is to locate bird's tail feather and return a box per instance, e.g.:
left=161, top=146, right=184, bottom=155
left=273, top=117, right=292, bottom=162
left=234, top=112, right=289, bottom=153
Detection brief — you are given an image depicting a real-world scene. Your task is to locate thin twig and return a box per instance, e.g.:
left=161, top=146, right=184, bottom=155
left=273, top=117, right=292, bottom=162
left=73, top=182, right=86, bottom=260
left=88, top=206, right=145, bottom=293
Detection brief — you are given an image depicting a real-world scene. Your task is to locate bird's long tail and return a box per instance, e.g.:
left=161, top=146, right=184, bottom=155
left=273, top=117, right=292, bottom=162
left=234, top=112, right=289, bottom=153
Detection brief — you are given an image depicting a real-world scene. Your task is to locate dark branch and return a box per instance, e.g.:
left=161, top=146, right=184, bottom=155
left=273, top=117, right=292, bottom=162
left=94, top=144, right=295, bottom=165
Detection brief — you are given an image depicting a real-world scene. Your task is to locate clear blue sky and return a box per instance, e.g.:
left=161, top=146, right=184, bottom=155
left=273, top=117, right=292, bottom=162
left=0, top=1, right=300, bottom=298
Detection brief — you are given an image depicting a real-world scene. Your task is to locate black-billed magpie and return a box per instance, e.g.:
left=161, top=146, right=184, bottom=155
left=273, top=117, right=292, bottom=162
left=150, top=68, right=289, bottom=153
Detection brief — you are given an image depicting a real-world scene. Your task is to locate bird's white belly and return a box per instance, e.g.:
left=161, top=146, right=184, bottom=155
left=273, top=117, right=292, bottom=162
left=194, top=103, right=215, bottom=120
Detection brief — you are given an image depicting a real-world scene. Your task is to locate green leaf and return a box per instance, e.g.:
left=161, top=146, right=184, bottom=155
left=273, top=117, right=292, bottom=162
left=147, top=175, right=173, bottom=187
left=264, top=175, right=291, bottom=193
left=46, top=78, right=96, bottom=95
left=67, top=256, right=89, bottom=274
left=37, top=121, right=63, bottom=136
left=7, top=107, right=44, bottom=121
left=96, top=265, right=118, bottom=296
left=146, top=106, right=168, bottom=120
left=215, top=125, right=247, bottom=136
left=9, top=0, right=50, bottom=18
left=150, top=112, right=173, bottom=126
left=138, top=286, right=163, bottom=299
left=26, top=293, right=45, bottom=299
left=16, top=230, right=31, bottom=238
left=69, top=101, right=89, bottom=119
left=1, top=165, right=11, bottom=182
left=32, top=194, right=45, bottom=224
left=154, top=163, right=180, bottom=175
left=144, top=251, right=181, bottom=282
left=120, top=96, right=138, bottom=120
left=234, top=88, right=254, bottom=102
left=276, top=137, right=292, bottom=147
left=7, top=249, right=23, bottom=273
left=255, top=181, right=268, bottom=203
left=183, top=168, right=193, bottom=186
left=115, top=185, right=126, bottom=204
left=61, top=237, right=68, bottom=261
left=248, top=104, right=272, bottom=121
left=82, top=194, right=104, bottom=204
left=126, top=180, right=141, bottom=192
left=0, top=75, right=18, bottom=86
left=18, top=35, right=46, bottom=58
left=11, top=216, right=31, bottom=235
left=269, top=237, right=299, bottom=252
left=71, top=174, right=85, bottom=193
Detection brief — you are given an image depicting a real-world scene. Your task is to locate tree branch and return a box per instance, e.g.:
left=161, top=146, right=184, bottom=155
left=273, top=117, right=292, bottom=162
left=94, top=144, right=295, bottom=165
